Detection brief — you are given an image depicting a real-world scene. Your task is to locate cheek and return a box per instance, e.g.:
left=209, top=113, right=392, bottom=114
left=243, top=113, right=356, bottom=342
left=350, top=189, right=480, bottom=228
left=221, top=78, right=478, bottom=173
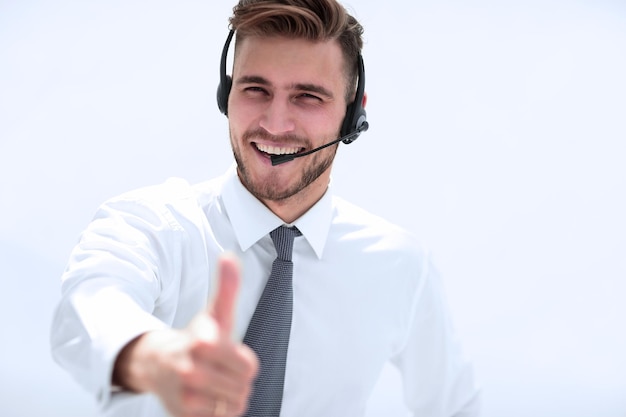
left=227, top=111, right=249, bottom=141
left=228, top=99, right=259, bottom=132
left=227, top=112, right=245, bottom=148
left=299, top=107, right=343, bottom=135
left=321, top=115, right=345, bottom=140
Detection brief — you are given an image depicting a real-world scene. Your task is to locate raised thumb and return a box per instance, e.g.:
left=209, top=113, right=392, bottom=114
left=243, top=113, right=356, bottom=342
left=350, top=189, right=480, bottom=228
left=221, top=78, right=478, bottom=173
left=209, top=252, right=241, bottom=338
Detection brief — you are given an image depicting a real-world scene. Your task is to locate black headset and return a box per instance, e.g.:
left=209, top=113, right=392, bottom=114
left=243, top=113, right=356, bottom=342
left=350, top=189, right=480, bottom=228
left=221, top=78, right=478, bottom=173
left=216, top=30, right=368, bottom=144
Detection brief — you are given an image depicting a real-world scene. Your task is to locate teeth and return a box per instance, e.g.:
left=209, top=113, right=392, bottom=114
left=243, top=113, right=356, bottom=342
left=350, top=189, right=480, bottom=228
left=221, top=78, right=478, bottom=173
left=256, top=143, right=300, bottom=155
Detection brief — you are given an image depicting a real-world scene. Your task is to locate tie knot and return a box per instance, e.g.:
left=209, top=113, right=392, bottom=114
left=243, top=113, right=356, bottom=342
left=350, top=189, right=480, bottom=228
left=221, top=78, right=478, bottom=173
left=270, top=226, right=301, bottom=261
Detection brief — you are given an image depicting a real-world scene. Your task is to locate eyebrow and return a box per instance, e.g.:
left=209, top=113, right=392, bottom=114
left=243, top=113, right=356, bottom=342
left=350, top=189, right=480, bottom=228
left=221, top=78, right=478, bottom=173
left=236, top=75, right=335, bottom=99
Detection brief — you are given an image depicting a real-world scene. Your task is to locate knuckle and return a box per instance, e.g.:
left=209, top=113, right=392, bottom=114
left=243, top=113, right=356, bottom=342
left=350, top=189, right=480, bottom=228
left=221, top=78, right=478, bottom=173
left=178, top=367, right=195, bottom=386
left=189, top=337, right=218, bottom=357
left=246, top=359, right=259, bottom=378
left=229, top=397, right=247, bottom=416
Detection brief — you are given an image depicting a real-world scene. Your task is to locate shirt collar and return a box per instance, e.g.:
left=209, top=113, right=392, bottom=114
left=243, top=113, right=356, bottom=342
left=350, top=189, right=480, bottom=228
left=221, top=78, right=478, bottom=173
left=221, top=165, right=332, bottom=259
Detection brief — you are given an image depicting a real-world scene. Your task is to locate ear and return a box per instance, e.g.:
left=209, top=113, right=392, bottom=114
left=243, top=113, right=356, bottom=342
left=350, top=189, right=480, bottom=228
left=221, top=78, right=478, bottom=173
left=361, top=92, right=368, bottom=109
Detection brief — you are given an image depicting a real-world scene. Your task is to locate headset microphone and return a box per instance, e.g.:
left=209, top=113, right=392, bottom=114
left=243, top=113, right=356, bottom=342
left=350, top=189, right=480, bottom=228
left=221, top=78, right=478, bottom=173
left=270, top=121, right=369, bottom=166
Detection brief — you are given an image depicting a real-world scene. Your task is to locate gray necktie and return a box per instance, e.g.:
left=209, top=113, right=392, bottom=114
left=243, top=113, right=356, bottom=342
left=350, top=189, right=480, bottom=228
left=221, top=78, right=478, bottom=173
left=243, top=225, right=301, bottom=416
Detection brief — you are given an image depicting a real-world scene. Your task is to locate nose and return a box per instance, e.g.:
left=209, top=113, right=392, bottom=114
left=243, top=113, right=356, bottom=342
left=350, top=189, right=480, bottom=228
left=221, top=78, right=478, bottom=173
left=259, top=97, right=295, bottom=135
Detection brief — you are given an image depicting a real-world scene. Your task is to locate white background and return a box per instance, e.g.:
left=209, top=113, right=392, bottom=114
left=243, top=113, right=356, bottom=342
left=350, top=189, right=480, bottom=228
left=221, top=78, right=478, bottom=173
left=1, top=0, right=625, bottom=416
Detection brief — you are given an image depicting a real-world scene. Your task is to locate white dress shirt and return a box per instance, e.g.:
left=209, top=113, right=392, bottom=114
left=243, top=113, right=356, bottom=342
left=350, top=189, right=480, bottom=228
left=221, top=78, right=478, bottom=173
left=50, top=166, right=480, bottom=417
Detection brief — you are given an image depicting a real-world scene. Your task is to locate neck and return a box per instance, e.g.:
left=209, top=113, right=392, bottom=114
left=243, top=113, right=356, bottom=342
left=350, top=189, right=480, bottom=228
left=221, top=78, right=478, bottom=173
left=262, top=177, right=329, bottom=224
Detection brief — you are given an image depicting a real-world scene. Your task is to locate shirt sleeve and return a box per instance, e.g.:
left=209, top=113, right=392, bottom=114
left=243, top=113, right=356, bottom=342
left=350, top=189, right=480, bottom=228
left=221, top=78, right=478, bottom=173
left=391, top=253, right=481, bottom=417
left=49, top=193, right=182, bottom=408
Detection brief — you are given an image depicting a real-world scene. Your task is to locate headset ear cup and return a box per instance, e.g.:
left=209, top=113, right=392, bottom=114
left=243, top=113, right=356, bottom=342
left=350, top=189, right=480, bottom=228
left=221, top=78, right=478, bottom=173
left=340, top=54, right=367, bottom=144
left=217, top=75, right=232, bottom=116
left=217, top=30, right=235, bottom=116
left=351, top=107, right=367, bottom=140
left=340, top=103, right=354, bottom=138
left=341, top=105, right=367, bottom=144
left=340, top=101, right=365, bottom=137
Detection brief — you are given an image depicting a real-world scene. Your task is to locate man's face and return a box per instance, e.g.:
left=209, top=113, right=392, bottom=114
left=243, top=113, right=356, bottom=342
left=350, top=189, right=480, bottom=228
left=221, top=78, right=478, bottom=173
left=227, top=35, right=348, bottom=207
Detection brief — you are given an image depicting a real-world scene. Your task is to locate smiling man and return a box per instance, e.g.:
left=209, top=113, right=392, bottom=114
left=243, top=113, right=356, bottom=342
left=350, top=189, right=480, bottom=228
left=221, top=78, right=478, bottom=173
left=50, top=1, right=481, bottom=417
left=229, top=36, right=346, bottom=222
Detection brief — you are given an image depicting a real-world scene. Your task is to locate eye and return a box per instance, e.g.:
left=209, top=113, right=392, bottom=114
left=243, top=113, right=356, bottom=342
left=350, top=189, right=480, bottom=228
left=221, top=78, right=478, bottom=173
left=297, top=93, right=323, bottom=102
left=244, top=86, right=269, bottom=95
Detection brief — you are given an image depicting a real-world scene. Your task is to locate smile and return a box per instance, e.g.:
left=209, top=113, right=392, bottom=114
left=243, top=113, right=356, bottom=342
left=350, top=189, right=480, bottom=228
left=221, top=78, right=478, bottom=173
left=255, top=143, right=303, bottom=156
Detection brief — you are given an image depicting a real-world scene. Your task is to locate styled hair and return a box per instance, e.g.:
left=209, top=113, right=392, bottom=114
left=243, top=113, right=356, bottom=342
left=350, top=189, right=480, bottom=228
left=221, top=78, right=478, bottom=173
left=229, top=0, right=364, bottom=100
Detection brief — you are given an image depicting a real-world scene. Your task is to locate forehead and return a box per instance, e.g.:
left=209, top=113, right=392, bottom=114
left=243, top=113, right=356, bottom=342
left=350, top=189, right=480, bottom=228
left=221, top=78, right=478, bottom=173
left=233, top=35, right=347, bottom=93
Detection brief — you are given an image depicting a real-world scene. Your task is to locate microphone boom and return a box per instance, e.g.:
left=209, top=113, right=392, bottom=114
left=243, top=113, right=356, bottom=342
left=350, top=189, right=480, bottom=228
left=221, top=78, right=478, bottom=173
left=270, top=122, right=368, bottom=166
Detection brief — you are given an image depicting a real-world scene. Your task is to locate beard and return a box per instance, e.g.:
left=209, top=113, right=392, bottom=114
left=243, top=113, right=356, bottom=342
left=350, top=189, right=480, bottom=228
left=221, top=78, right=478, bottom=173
left=232, top=128, right=338, bottom=202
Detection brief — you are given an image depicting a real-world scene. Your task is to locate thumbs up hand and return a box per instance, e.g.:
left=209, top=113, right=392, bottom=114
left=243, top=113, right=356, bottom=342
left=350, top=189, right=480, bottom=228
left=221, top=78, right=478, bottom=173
left=113, top=254, right=259, bottom=417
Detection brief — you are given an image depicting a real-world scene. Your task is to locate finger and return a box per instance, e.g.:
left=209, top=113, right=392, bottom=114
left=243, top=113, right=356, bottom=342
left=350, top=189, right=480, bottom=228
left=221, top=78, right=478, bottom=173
left=184, top=364, right=252, bottom=404
left=183, top=390, right=242, bottom=417
left=209, top=252, right=241, bottom=338
left=192, top=341, right=258, bottom=383
left=226, top=343, right=259, bottom=378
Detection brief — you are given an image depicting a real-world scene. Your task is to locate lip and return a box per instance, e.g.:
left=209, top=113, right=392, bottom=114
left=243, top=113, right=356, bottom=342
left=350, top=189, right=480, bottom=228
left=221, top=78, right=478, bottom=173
left=252, top=141, right=305, bottom=159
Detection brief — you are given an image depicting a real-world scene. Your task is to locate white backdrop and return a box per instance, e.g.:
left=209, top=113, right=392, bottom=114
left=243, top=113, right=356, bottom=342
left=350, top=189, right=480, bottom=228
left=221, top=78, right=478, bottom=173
left=1, top=1, right=625, bottom=416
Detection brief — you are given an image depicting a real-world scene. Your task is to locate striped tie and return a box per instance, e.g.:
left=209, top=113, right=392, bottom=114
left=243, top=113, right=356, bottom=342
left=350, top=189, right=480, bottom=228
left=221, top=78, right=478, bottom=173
left=243, top=225, right=301, bottom=416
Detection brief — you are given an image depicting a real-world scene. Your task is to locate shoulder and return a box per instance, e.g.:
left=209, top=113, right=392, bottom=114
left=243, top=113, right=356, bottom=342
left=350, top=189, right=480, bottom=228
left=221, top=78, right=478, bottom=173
left=95, top=176, right=225, bottom=233
left=331, top=195, right=426, bottom=258
left=110, top=176, right=221, bottom=205
left=105, top=175, right=227, bottom=210
left=329, top=197, right=436, bottom=314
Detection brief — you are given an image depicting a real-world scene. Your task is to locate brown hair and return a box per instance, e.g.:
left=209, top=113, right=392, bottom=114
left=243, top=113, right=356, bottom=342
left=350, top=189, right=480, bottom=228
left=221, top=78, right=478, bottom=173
left=229, top=0, right=364, bottom=100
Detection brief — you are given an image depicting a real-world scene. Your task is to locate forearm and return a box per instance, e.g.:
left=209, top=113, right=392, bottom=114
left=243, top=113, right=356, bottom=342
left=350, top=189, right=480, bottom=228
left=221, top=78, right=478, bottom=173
left=50, top=281, right=168, bottom=406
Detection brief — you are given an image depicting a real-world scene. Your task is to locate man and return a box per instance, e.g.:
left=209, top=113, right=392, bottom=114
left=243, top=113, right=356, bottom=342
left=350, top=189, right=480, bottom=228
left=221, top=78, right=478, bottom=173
left=51, top=0, right=481, bottom=416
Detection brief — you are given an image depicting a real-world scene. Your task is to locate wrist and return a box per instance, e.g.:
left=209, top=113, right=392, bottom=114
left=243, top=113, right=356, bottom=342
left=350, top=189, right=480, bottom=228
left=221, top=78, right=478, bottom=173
left=112, top=332, right=152, bottom=393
